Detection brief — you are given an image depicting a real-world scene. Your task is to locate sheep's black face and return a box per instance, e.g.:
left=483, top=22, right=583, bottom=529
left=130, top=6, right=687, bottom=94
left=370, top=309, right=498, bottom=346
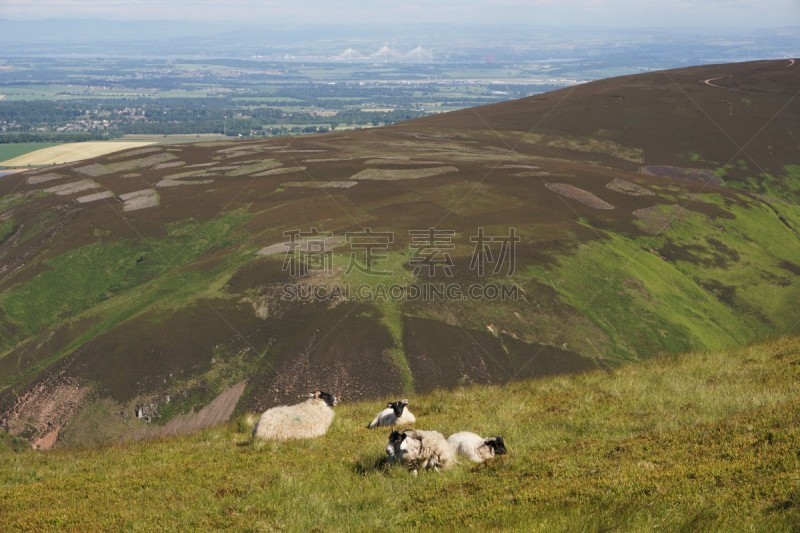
left=388, top=400, right=407, bottom=417
left=315, top=390, right=337, bottom=407
left=387, top=430, right=406, bottom=456
left=487, top=436, right=507, bottom=455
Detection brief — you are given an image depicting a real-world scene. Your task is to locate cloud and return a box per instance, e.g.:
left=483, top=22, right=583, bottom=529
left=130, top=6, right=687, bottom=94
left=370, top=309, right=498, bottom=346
left=1, top=0, right=797, bottom=27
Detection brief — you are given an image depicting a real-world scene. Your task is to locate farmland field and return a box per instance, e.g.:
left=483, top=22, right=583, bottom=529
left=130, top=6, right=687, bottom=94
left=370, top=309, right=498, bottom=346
left=0, top=141, right=155, bottom=167
left=0, top=143, right=58, bottom=163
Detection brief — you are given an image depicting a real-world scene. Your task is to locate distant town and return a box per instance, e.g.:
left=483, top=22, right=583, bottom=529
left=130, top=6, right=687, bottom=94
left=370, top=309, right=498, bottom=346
left=1, top=23, right=797, bottom=144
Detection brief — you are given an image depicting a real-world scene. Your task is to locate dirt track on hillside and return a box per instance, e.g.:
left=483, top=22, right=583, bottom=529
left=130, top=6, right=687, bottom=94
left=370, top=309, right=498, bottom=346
left=132, top=381, right=247, bottom=441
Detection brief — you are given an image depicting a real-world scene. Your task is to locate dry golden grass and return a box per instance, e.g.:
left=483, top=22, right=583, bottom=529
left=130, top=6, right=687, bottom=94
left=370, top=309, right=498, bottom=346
left=0, top=142, right=156, bottom=167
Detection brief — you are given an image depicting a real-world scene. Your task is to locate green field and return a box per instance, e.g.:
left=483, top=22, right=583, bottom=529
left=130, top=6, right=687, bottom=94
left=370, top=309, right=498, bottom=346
left=0, top=142, right=58, bottom=163
left=1, top=337, right=798, bottom=530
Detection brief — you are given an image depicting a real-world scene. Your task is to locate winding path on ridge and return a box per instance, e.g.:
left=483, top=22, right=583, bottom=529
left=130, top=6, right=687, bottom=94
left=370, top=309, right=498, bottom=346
left=701, top=58, right=795, bottom=90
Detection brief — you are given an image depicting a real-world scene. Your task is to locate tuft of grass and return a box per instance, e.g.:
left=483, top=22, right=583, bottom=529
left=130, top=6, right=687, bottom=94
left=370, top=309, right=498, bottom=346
left=1, top=337, right=798, bottom=530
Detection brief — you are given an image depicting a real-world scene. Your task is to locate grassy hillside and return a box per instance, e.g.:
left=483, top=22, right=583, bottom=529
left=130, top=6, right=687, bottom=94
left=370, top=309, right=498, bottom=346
left=2, top=337, right=798, bottom=530
left=0, top=59, right=798, bottom=448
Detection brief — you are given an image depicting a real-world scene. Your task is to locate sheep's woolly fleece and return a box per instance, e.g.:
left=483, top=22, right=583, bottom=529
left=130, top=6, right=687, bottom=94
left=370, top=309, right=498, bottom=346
left=253, top=390, right=337, bottom=441
left=446, top=432, right=507, bottom=463
left=387, top=428, right=456, bottom=475
left=368, top=399, right=416, bottom=428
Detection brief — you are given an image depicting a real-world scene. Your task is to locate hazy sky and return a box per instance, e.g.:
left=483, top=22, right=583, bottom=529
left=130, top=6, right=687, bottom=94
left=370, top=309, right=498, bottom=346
left=1, top=0, right=798, bottom=28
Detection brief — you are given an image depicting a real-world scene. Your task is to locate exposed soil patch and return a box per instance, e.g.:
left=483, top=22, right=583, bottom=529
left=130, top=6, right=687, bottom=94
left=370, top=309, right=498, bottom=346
left=497, top=164, right=541, bottom=170
left=224, top=160, right=282, bottom=176
left=154, top=161, right=187, bottom=170
left=1, top=374, right=89, bottom=449
left=26, top=173, right=66, bottom=185
left=545, top=182, right=615, bottom=209
left=303, top=156, right=362, bottom=163
left=156, top=179, right=215, bottom=188
left=350, top=166, right=459, bottom=181
left=76, top=191, right=115, bottom=203
left=75, top=152, right=177, bottom=177
left=640, top=165, right=724, bottom=186
left=514, top=170, right=549, bottom=178
left=133, top=381, right=246, bottom=441
left=213, top=145, right=273, bottom=159
left=107, top=146, right=163, bottom=160
left=362, top=158, right=443, bottom=166
left=43, top=179, right=101, bottom=196
left=252, top=166, right=307, bottom=177
left=606, top=178, right=656, bottom=196
left=282, top=181, right=358, bottom=189
left=119, top=189, right=159, bottom=211
left=256, top=235, right=344, bottom=256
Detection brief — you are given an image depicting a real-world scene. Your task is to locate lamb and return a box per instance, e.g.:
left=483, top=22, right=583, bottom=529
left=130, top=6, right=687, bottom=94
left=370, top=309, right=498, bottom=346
left=385, top=428, right=456, bottom=475
left=252, top=390, right=337, bottom=441
left=368, top=399, right=416, bottom=428
left=446, top=432, right=507, bottom=463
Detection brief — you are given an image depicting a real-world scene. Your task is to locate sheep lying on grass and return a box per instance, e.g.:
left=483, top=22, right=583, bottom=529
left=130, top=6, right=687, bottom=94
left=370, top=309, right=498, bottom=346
left=386, top=428, right=456, bottom=475
left=447, top=432, right=507, bottom=463
left=368, top=399, right=416, bottom=428
left=252, top=390, right=337, bottom=441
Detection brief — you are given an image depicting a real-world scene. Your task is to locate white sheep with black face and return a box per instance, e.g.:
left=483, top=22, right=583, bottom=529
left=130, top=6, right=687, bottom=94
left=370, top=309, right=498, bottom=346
left=385, top=428, right=456, bottom=475
left=252, top=390, right=338, bottom=441
left=368, top=399, right=416, bottom=428
left=447, top=432, right=507, bottom=463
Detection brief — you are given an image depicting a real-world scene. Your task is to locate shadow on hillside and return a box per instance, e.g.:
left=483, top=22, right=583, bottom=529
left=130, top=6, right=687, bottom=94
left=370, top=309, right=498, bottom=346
left=353, top=452, right=391, bottom=475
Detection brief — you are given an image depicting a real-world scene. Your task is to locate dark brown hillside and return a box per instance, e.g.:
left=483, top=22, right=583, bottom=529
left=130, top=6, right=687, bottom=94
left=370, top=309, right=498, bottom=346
left=406, top=59, right=799, bottom=177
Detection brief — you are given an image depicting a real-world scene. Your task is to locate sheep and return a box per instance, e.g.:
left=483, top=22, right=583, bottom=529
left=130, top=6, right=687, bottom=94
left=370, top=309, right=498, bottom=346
left=385, top=428, right=456, bottom=475
left=368, top=399, right=416, bottom=428
left=446, top=432, right=507, bottom=463
left=252, top=390, right=338, bottom=441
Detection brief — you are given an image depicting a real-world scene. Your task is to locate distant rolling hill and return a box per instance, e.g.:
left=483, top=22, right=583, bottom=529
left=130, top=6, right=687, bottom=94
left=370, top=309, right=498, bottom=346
left=0, top=59, right=798, bottom=448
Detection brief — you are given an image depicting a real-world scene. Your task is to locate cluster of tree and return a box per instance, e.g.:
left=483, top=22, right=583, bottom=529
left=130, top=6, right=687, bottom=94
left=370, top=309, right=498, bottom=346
left=0, top=132, right=119, bottom=143
left=0, top=101, right=86, bottom=126
left=0, top=97, right=428, bottom=140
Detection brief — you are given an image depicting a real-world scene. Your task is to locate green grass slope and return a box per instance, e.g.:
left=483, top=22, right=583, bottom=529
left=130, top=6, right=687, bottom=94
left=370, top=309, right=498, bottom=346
left=1, top=337, right=798, bottom=530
